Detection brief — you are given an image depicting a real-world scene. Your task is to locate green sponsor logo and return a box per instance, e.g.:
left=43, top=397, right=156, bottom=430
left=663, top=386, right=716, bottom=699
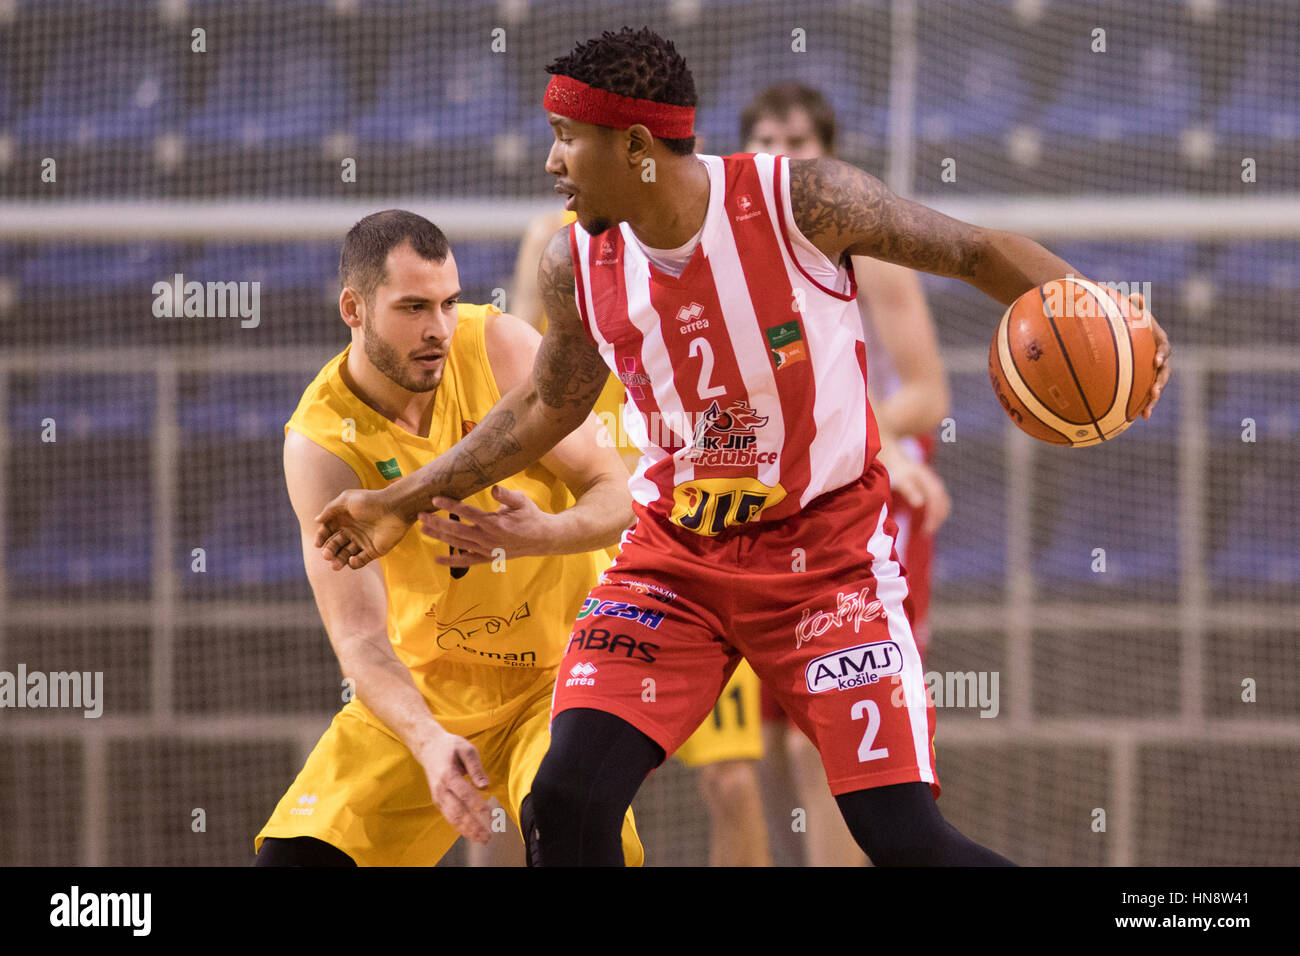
left=765, top=321, right=803, bottom=349
left=376, top=458, right=402, bottom=480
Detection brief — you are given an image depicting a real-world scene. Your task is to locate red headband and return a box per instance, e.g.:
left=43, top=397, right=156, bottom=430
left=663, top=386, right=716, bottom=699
left=543, top=74, right=695, bottom=139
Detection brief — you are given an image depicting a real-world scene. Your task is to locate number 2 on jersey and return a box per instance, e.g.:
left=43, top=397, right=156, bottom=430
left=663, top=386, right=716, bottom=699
left=688, top=337, right=726, bottom=400
left=851, top=698, right=890, bottom=762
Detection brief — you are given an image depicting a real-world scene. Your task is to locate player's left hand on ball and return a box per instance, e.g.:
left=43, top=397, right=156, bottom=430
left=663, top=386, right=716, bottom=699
left=1130, top=292, right=1171, bottom=419
left=419, top=486, right=553, bottom=566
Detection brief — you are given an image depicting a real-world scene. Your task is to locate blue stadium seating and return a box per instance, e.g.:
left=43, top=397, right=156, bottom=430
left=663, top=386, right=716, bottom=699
left=1208, top=240, right=1300, bottom=344
left=178, top=473, right=301, bottom=590
left=1211, top=460, right=1300, bottom=587
left=184, top=32, right=346, bottom=148
left=914, top=30, right=1029, bottom=142
left=1038, top=40, right=1200, bottom=141
left=14, top=31, right=178, bottom=146
left=182, top=0, right=345, bottom=10
left=1046, top=241, right=1195, bottom=288
left=0, top=243, right=21, bottom=280
left=21, top=242, right=181, bottom=297
left=178, top=515, right=303, bottom=589
left=16, top=0, right=159, bottom=8
left=8, top=373, right=154, bottom=438
left=452, top=240, right=519, bottom=302
left=948, top=371, right=1010, bottom=440
left=7, top=471, right=152, bottom=590
left=179, top=243, right=338, bottom=297
left=1208, top=373, right=1300, bottom=439
left=1033, top=461, right=1179, bottom=589
left=1212, top=240, right=1300, bottom=293
left=179, top=374, right=310, bottom=439
left=352, top=37, right=522, bottom=150
left=933, top=454, right=1007, bottom=590
left=1213, top=32, right=1300, bottom=139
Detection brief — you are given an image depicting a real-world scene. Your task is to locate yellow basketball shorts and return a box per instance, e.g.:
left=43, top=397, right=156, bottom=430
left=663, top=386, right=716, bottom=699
left=674, top=659, right=763, bottom=767
left=255, top=665, right=643, bottom=866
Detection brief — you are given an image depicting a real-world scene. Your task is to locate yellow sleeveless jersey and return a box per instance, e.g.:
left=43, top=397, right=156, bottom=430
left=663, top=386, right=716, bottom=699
left=286, top=302, right=610, bottom=688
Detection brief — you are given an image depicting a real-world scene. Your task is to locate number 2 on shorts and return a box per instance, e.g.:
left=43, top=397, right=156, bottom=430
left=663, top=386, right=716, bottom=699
left=851, top=698, right=889, bottom=762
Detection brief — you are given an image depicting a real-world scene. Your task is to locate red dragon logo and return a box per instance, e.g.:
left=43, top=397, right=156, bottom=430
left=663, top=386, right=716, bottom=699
left=696, top=400, right=768, bottom=438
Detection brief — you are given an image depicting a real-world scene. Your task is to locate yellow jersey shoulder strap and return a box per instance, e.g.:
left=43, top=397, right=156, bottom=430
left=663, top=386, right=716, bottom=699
left=444, top=302, right=504, bottom=430
left=284, top=349, right=374, bottom=486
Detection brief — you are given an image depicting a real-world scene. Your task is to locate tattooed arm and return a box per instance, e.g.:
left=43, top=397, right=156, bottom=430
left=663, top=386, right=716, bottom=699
left=313, top=227, right=612, bottom=570
left=788, top=157, right=1077, bottom=305
left=787, top=156, right=1170, bottom=412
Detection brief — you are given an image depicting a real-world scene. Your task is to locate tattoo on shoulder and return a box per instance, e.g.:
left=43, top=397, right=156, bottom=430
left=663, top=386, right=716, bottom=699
left=535, top=228, right=611, bottom=411
left=788, top=157, right=981, bottom=279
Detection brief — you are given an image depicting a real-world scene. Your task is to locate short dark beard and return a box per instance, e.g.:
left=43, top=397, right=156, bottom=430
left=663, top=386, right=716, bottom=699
left=362, top=312, right=440, bottom=393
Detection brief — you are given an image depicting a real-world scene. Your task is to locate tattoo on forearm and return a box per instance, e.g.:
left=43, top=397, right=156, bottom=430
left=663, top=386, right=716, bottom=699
left=789, top=157, right=982, bottom=279
left=428, top=410, right=523, bottom=499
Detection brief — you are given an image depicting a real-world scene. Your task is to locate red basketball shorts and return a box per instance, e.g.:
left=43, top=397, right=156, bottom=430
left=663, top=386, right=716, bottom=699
left=552, top=462, right=940, bottom=798
left=760, top=482, right=933, bottom=722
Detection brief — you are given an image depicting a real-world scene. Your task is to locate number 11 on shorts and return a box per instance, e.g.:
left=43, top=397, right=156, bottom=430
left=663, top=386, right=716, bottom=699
left=851, top=699, right=889, bottom=762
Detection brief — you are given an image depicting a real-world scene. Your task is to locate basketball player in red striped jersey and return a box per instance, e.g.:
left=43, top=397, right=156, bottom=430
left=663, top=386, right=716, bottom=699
left=315, top=27, right=1171, bottom=865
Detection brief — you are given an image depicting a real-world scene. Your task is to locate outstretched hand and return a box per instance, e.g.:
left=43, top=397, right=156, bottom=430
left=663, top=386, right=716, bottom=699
left=314, top=488, right=412, bottom=570
left=419, top=485, right=556, bottom=566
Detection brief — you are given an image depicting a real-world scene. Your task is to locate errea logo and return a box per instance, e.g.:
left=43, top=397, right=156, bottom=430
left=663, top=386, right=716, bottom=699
left=677, top=301, right=708, bottom=334
left=289, top=793, right=318, bottom=816
left=566, top=662, right=597, bottom=687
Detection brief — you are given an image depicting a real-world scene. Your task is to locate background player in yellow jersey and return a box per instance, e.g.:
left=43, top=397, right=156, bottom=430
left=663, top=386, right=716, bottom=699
left=508, top=209, right=770, bottom=867
left=254, top=209, right=641, bottom=866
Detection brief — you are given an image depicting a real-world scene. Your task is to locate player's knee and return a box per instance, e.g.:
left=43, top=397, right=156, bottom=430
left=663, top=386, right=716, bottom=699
left=529, top=752, right=618, bottom=826
left=254, top=836, right=356, bottom=867
left=526, top=759, right=625, bottom=867
left=697, top=760, right=761, bottom=815
left=836, top=783, right=947, bottom=865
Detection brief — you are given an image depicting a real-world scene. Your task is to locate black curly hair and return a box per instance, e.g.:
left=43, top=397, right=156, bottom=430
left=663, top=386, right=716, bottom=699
left=546, top=26, right=697, bottom=156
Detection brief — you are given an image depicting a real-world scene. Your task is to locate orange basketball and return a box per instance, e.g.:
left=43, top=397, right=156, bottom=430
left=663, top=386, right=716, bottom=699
left=988, top=276, right=1157, bottom=446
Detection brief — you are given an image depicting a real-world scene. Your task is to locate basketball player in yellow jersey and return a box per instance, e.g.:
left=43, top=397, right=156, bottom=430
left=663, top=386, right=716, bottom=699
left=507, top=208, right=769, bottom=867
left=254, top=209, right=642, bottom=866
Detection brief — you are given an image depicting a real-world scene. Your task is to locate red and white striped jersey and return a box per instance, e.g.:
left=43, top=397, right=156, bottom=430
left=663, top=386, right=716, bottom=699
left=570, top=152, right=882, bottom=536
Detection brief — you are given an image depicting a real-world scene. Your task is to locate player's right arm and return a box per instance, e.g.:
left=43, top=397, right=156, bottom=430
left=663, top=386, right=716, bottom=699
left=314, top=227, right=610, bottom=570
left=787, top=157, right=1170, bottom=417
left=284, top=429, right=492, bottom=844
